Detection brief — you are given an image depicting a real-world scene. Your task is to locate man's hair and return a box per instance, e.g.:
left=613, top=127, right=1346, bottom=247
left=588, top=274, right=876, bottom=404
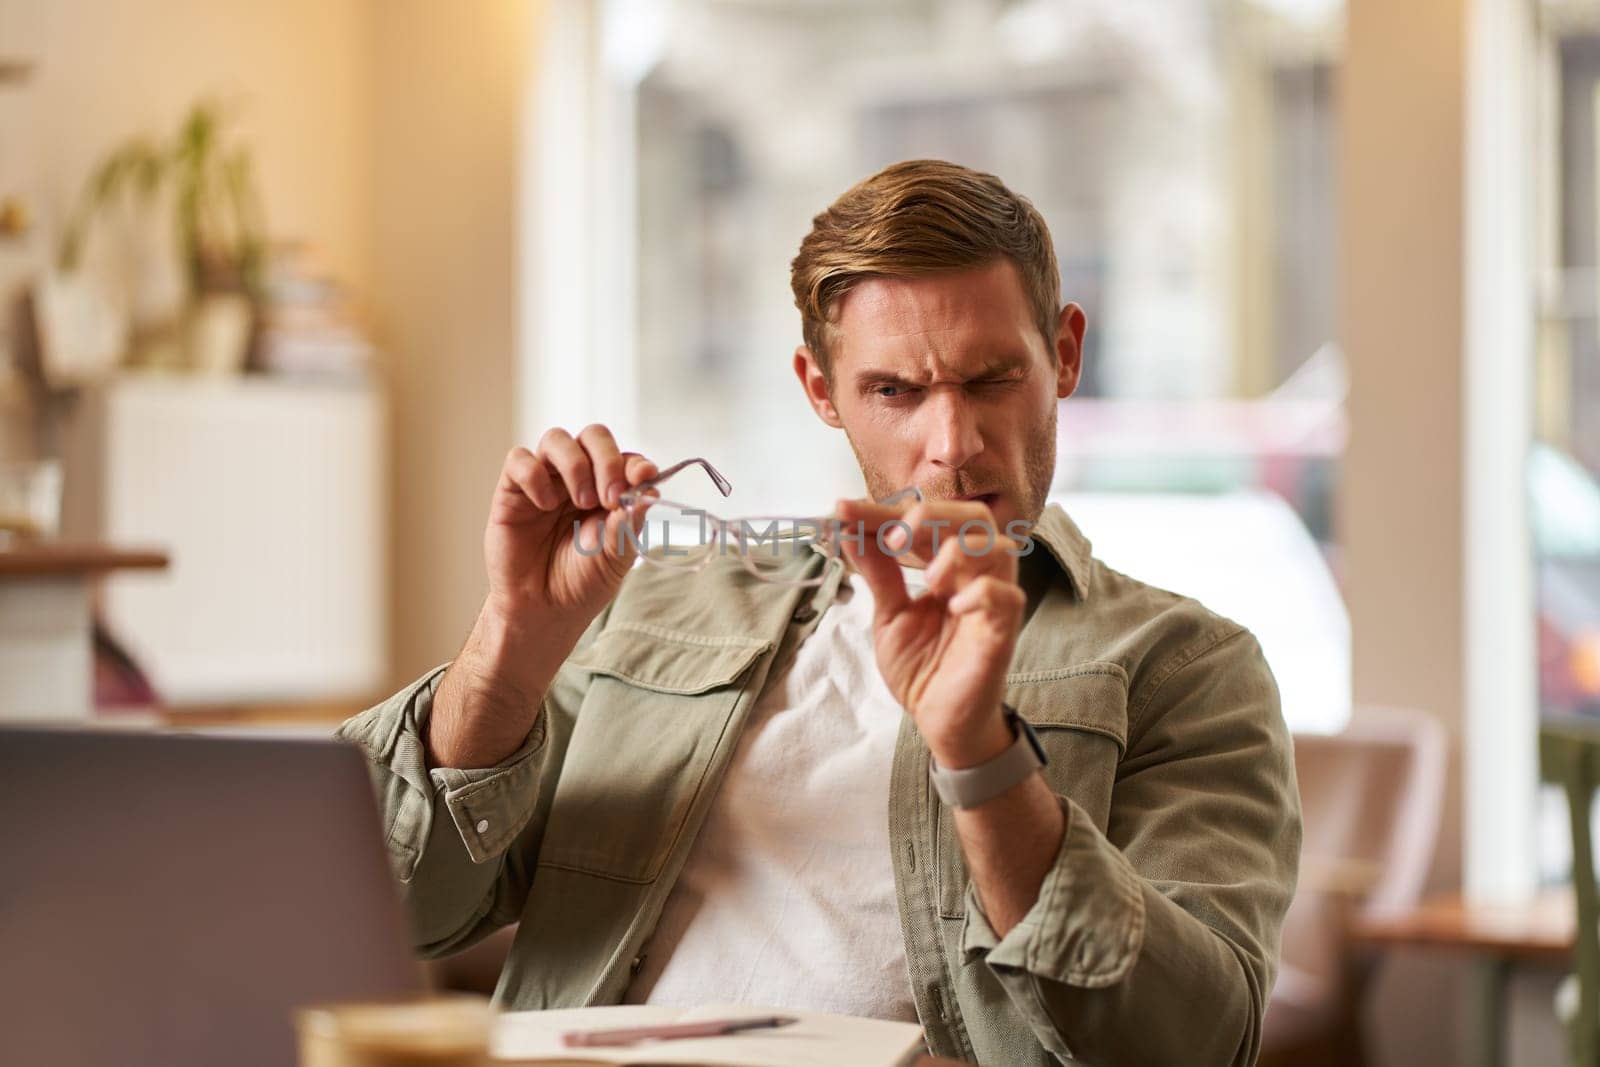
left=789, top=159, right=1061, bottom=379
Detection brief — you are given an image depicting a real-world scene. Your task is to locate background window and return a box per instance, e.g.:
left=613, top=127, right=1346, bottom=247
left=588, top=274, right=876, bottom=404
left=552, top=0, right=1350, bottom=731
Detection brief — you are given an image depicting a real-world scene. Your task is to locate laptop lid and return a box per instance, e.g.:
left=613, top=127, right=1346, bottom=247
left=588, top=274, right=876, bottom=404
left=0, top=726, right=425, bottom=1066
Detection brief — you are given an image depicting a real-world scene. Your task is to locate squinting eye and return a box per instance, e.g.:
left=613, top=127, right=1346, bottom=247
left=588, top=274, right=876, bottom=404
left=874, top=384, right=905, bottom=398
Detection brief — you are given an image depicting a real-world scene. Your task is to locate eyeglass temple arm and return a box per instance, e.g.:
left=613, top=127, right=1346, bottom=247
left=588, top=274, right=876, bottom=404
left=641, top=457, right=734, bottom=498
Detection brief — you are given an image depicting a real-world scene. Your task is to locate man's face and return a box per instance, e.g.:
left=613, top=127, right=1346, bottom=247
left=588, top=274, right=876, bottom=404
left=794, top=258, right=1084, bottom=532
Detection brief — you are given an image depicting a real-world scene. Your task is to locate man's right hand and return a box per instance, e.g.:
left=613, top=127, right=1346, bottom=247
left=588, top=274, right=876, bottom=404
left=427, top=425, right=658, bottom=769
left=484, top=425, right=658, bottom=624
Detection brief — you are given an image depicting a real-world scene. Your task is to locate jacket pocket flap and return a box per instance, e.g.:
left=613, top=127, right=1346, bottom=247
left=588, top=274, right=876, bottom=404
left=1004, top=663, right=1129, bottom=754
left=566, top=623, right=771, bottom=695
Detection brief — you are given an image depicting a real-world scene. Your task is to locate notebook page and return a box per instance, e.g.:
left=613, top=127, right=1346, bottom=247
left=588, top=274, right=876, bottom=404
left=494, top=1005, right=924, bottom=1066
left=494, top=1006, right=684, bottom=1062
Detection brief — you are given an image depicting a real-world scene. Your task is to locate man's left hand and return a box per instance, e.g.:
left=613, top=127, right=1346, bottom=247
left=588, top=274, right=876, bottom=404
left=835, top=497, right=1026, bottom=769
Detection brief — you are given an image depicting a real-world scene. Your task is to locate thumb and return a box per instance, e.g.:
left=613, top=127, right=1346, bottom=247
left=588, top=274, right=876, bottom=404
left=600, top=498, right=651, bottom=577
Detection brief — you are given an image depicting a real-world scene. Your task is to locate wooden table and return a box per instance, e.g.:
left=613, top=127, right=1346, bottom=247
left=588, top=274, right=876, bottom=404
left=1351, top=889, right=1576, bottom=1067
left=0, top=541, right=167, bottom=718
left=0, top=542, right=168, bottom=577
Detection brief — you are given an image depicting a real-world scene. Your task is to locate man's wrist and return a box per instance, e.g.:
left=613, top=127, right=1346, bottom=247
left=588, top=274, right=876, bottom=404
left=425, top=602, right=569, bottom=769
left=929, top=704, right=1049, bottom=811
left=925, top=703, right=1014, bottom=770
left=473, top=598, right=575, bottom=691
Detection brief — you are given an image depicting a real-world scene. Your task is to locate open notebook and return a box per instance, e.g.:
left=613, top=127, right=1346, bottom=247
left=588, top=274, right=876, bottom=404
left=493, top=1005, right=924, bottom=1066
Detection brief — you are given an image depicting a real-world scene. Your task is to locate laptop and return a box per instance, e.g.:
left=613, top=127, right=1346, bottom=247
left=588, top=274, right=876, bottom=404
left=0, top=726, right=425, bottom=1066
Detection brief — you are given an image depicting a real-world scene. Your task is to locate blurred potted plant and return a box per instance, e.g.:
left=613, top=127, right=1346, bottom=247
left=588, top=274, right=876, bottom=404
left=54, top=101, right=265, bottom=376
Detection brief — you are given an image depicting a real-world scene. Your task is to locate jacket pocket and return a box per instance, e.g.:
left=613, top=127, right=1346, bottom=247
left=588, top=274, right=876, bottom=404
left=538, top=624, right=772, bottom=884
left=935, top=663, right=1129, bottom=919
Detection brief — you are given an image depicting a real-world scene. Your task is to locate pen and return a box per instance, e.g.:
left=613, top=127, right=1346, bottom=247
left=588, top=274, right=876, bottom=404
left=561, top=1014, right=799, bottom=1048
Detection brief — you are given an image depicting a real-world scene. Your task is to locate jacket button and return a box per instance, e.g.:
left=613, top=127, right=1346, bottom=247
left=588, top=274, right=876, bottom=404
left=630, top=955, right=645, bottom=974
left=793, top=603, right=817, bottom=624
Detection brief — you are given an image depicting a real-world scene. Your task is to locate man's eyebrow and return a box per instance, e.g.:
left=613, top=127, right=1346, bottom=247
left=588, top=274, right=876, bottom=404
left=973, top=354, right=1031, bottom=376
left=851, top=351, right=1036, bottom=390
left=853, top=368, right=924, bottom=387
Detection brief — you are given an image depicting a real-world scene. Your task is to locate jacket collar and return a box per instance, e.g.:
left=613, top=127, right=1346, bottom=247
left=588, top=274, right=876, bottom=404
left=1026, top=503, right=1094, bottom=600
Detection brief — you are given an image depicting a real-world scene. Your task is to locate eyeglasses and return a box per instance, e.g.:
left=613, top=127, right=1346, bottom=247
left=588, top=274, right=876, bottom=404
left=617, top=457, right=922, bottom=587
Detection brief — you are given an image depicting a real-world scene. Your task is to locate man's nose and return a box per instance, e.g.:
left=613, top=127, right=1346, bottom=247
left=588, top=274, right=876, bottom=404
left=924, top=391, right=984, bottom=471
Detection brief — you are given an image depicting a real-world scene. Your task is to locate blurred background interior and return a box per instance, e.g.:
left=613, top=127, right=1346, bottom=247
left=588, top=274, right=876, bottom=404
left=2, top=0, right=1600, bottom=1063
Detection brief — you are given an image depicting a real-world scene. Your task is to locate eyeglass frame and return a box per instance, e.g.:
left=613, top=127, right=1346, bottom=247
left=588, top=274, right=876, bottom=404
left=615, top=457, right=923, bottom=587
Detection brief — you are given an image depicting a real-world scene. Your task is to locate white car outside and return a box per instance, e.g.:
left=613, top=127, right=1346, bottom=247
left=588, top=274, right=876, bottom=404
left=1056, top=490, right=1351, bottom=736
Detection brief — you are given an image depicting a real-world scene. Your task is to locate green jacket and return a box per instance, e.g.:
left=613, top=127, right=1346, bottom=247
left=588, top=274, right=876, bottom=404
left=338, top=505, right=1300, bottom=1065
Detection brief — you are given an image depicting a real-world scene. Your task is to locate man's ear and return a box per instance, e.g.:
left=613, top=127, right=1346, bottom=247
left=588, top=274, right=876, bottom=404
left=794, top=345, right=845, bottom=429
left=1054, top=302, right=1087, bottom=400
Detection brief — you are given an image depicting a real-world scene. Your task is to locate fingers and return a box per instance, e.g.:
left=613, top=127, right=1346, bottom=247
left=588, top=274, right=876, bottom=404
left=501, top=445, right=561, bottom=511
left=600, top=503, right=650, bottom=574
left=836, top=498, right=1009, bottom=569
left=622, top=452, right=659, bottom=489
left=539, top=428, right=599, bottom=510
left=899, top=501, right=1003, bottom=563
left=836, top=495, right=1020, bottom=622
left=601, top=454, right=660, bottom=569
left=564, top=481, right=654, bottom=578
left=503, top=427, right=657, bottom=517
left=923, top=524, right=1021, bottom=596
left=577, top=424, right=627, bottom=509
left=947, top=574, right=1027, bottom=634
left=835, top=499, right=911, bottom=620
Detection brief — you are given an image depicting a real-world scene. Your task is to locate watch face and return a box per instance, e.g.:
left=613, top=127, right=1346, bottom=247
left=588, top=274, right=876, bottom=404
left=1005, top=705, right=1049, bottom=767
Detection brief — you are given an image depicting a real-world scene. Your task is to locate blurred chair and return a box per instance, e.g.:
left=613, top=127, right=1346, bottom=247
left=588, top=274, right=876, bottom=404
left=1262, top=710, right=1448, bottom=1067
left=1542, top=719, right=1600, bottom=1067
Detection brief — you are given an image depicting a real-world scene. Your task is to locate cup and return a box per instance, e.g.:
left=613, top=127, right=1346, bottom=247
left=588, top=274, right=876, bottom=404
left=295, top=995, right=494, bottom=1067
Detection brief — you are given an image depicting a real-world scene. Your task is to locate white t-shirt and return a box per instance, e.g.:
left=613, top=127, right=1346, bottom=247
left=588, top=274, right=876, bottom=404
left=622, top=569, right=925, bottom=1021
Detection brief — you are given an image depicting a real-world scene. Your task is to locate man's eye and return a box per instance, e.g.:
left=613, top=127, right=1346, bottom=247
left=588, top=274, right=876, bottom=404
left=873, top=384, right=909, bottom=398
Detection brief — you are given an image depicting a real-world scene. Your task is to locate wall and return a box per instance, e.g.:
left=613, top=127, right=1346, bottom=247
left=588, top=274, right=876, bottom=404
left=1, top=0, right=376, bottom=296
left=369, top=0, right=533, bottom=685
left=1, top=0, right=537, bottom=692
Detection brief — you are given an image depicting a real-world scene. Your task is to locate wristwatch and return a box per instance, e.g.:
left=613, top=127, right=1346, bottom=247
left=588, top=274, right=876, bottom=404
left=928, top=703, right=1049, bottom=810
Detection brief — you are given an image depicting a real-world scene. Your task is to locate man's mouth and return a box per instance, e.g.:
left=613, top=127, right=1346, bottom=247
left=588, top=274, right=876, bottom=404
left=958, top=492, right=1001, bottom=510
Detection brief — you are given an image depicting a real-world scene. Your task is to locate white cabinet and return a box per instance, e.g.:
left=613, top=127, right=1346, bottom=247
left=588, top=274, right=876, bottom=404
left=60, top=375, right=387, bottom=705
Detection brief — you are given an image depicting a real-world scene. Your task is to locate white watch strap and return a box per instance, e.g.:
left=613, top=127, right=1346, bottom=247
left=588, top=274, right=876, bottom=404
left=928, top=711, right=1046, bottom=810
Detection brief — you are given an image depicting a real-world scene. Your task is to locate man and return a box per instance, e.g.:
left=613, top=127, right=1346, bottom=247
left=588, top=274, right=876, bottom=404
left=339, top=159, right=1300, bottom=1065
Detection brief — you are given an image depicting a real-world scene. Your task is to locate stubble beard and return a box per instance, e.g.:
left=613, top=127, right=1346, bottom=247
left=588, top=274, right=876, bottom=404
left=846, top=401, right=1058, bottom=528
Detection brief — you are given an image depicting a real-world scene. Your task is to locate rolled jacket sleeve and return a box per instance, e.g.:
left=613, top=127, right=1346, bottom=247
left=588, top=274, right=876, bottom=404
left=337, top=666, right=548, bottom=870
left=960, top=795, right=1145, bottom=989
left=335, top=663, right=551, bottom=954
left=427, top=717, right=548, bottom=865
left=959, top=629, right=1301, bottom=1066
